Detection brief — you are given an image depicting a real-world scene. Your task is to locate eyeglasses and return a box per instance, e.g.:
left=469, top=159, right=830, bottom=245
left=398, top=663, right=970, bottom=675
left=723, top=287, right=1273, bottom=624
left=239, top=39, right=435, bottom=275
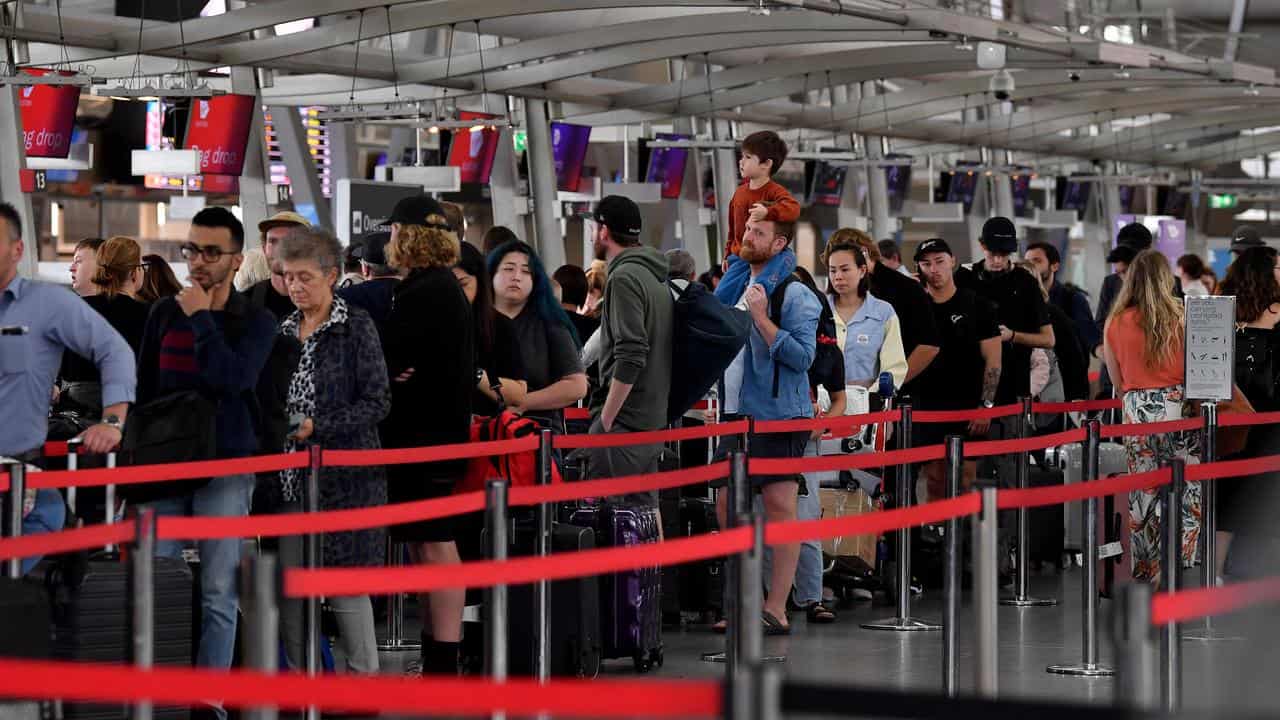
left=179, top=243, right=233, bottom=262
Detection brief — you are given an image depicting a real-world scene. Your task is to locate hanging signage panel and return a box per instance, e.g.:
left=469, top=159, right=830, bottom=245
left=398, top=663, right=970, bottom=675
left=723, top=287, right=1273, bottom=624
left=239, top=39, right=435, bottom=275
left=17, top=68, right=81, bottom=159
left=184, top=94, right=256, bottom=176
left=446, top=111, right=500, bottom=185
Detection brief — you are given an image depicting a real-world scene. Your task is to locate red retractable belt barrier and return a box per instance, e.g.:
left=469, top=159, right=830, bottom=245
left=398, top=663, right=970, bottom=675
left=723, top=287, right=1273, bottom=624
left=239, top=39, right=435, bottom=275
left=1185, top=453, right=1280, bottom=482
left=963, top=428, right=1086, bottom=458
left=1100, top=417, right=1202, bottom=439
left=287, top=526, right=755, bottom=598
left=753, top=410, right=902, bottom=435
left=997, top=467, right=1171, bottom=510
left=752, top=444, right=945, bottom=475
left=1219, top=410, right=1280, bottom=428
left=1152, top=576, right=1280, bottom=627
left=509, top=462, right=728, bottom=507
left=42, top=441, right=70, bottom=458
left=1031, top=399, right=1123, bottom=414
left=0, top=658, right=722, bottom=719
left=563, top=407, right=591, bottom=422
left=765, top=493, right=981, bottom=545
left=913, top=404, right=1022, bottom=424
left=553, top=420, right=749, bottom=450
left=0, top=521, right=135, bottom=561
left=28, top=453, right=309, bottom=490
left=324, top=436, right=538, bottom=467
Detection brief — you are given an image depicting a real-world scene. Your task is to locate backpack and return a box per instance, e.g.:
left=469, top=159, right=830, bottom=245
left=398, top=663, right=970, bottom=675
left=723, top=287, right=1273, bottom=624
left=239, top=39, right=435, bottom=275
left=458, top=411, right=563, bottom=493
left=768, top=276, right=843, bottom=398
left=666, top=280, right=752, bottom=424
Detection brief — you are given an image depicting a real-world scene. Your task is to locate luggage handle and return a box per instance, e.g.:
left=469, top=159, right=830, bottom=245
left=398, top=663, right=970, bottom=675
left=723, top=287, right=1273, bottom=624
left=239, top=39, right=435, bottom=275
left=66, top=438, right=121, bottom=551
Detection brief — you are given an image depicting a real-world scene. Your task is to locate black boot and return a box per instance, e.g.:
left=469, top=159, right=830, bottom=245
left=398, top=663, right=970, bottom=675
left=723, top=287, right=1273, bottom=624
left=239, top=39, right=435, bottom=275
left=422, top=639, right=460, bottom=676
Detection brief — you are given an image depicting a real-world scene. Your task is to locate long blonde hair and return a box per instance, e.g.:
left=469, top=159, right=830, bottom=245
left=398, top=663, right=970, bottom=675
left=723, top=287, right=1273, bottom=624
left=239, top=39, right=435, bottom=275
left=1107, top=249, right=1183, bottom=369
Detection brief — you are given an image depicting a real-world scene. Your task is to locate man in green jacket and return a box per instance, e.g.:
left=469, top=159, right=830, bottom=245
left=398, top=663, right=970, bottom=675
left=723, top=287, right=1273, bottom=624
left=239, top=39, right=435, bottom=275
left=583, top=195, right=674, bottom=506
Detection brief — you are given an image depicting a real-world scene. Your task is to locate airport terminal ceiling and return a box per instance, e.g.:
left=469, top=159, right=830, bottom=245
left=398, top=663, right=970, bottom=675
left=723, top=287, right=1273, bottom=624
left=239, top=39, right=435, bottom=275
left=4, top=0, right=1280, bottom=174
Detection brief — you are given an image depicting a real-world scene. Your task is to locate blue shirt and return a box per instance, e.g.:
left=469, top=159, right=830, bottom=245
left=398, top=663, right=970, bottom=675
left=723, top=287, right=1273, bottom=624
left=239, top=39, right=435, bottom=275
left=732, top=281, right=821, bottom=421
left=0, top=276, right=136, bottom=456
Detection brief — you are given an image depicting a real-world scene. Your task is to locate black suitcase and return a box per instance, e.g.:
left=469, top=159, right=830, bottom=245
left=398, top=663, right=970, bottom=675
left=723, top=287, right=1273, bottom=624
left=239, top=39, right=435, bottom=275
left=0, top=577, right=52, bottom=659
left=1028, top=466, right=1066, bottom=568
left=464, top=521, right=602, bottom=678
left=31, top=552, right=194, bottom=720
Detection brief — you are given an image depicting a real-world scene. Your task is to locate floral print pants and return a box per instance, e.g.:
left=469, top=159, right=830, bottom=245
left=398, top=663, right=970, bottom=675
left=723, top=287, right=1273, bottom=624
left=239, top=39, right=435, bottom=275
left=1123, top=385, right=1201, bottom=585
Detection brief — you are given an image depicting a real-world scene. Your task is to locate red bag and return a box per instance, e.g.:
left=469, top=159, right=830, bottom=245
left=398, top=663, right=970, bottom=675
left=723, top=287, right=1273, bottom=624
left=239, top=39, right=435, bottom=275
left=458, top=411, right=562, bottom=494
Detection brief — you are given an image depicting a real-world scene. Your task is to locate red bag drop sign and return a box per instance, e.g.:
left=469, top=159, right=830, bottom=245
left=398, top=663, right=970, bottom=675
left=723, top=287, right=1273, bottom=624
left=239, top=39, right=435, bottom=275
left=446, top=111, right=500, bottom=184
left=17, top=68, right=81, bottom=159
left=184, top=94, right=256, bottom=176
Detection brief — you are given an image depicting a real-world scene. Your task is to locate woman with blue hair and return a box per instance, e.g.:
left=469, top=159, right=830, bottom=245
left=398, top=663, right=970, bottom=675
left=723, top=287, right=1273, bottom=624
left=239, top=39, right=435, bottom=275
left=488, top=240, right=588, bottom=426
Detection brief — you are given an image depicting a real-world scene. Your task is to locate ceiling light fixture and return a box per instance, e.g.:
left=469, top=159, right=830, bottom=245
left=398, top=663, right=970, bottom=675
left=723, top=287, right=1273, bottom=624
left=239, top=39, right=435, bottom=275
left=1245, top=84, right=1262, bottom=96
left=748, top=0, right=771, bottom=16
left=1113, top=66, right=1131, bottom=80
left=954, top=36, right=974, bottom=51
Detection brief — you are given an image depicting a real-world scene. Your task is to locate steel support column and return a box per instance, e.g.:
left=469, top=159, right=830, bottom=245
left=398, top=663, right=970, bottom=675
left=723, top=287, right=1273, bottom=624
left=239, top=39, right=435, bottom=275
left=523, top=97, right=566, bottom=269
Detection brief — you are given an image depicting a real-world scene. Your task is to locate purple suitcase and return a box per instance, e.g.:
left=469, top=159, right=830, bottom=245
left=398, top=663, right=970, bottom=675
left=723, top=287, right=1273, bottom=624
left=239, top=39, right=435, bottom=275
left=570, top=502, right=664, bottom=672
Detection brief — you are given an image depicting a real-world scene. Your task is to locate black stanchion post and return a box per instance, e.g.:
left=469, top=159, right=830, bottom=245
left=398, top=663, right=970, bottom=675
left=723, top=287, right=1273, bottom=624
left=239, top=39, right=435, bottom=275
left=131, top=510, right=155, bottom=720
left=1186, top=403, right=1235, bottom=643
left=485, top=478, right=510, bottom=720
left=377, top=537, right=419, bottom=652
left=1002, top=397, right=1056, bottom=607
left=5, top=461, right=24, bottom=579
left=943, top=435, right=963, bottom=697
left=704, top=450, right=747, bottom=667
left=303, top=445, right=321, bottom=720
left=66, top=437, right=79, bottom=517
left=1162, top=460, right=1184, bottom=713
left=755, top=663, right=783, bottom=720
left=535, top=428, right=553, bottom=685
left=864, top=403, right=940, bottom=632
left=242, top=552, right=279, bottom=720
left=974, top=484, right=999, bottom=698
left=734, top=512, right=765, bottom=720
left=1047, top=418, right=1114, bottom=677
left=1113, top=583, right=1158, bottom=711
left=104, top=451, right=118, bottom=552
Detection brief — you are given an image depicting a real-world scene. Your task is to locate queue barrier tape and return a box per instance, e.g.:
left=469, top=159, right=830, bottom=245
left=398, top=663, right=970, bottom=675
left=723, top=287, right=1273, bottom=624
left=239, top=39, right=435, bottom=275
left=286, top=526, right=755, bottom=597
left=964, top=428, right=1086, bottom=458
left=765, top=493, right=982, bottom=545
left=0, top=521, right=135, bottom=562
left=753, top=410, right=902, bottom=435
left=1152, top=576, right=1280, bottom=627
left=753, top=444, right=946, bottom=475
left=996, top=467, right=1172, bottom=510
left=27, top=452, right=309, bottom=490
left=157, top=491, right=489, bottom=542
left=1219, top=410, right=1280, bottom=428
left=0, top=658, right=721, bottom=719
left=553, top=419, right=749, bottom=450
left=563, top=406, right=592, bottom=422
left=509, top=462, right=729, bottom=507
left=324, top=436, right=539, bottom=468
left=1186, top=453, right=1280, bottom=483
left=912, top=404, right=1022, bottom=424
left=42, top=441, right=69, bottom=458
left=1100, top=417, right=1203, bottom=439
left=1031, top=399, right=1123, bottom=414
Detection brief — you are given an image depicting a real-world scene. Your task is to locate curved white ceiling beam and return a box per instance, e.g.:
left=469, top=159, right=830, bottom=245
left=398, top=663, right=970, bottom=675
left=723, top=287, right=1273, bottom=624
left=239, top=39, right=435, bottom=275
left=1045, top=108, right=1280, bottom=156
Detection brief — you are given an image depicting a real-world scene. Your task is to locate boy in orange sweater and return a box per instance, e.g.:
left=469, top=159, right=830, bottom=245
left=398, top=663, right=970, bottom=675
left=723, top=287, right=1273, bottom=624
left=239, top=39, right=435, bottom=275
left=723, top=130, right=801, bottom=267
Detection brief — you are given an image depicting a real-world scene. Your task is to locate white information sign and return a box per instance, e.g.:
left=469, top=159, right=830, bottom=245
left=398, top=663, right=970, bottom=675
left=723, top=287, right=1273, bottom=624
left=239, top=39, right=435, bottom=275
left=1183, top=295, right=1235, bottom=402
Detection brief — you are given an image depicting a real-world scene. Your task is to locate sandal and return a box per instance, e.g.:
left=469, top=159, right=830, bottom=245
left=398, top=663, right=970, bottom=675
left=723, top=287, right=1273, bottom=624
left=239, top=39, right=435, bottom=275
left=762, top=610, right=791, bottom=636
left=805, top=603, right=836, bottom=624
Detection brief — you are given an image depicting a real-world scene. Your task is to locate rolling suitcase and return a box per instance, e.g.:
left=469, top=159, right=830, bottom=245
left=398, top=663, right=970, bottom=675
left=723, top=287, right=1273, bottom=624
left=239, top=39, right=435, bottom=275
left=1051, top=441, right=1127, bottom=552
left=31, top=552, right=193, bottom=720
left=1027, top=466, right=1066, bottom=567
left=0, top=577, right=52, bottom=659
left=570, top=502, right=664, bottom=672
left=1098, top=492, right=1132, bottom=599
left=660, top=496, right=723, bottom=623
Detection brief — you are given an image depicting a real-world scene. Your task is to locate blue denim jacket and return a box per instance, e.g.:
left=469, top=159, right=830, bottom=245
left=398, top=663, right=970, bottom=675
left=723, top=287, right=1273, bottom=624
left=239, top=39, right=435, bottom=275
left=733, top=281, right=822, bottom=421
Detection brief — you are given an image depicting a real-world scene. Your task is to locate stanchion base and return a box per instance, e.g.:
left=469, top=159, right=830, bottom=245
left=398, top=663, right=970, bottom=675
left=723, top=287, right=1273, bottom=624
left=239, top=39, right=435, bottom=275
left=377, top=640, right=422, bottom=652
left=1046, top=663, right=1115, bottom=676
left=700, top=651, right=786, bottom=664
left=1182, top=630, right=1243, bottom=642
left=860, top=617, right=942, bottom=631
left=999, top=596, right=1058, bottom=607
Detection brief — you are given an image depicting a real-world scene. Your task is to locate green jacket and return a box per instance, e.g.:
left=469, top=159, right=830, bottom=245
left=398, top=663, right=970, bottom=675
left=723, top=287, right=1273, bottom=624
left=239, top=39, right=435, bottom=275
left=593, top=246, right=675, bottom=431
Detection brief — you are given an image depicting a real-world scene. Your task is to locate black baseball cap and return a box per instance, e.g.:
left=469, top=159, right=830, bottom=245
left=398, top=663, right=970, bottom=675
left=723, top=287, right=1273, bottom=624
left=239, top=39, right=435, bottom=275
left=353, top=231, right=390, bottom=266
left=1231, top=225, right=1263, bottom=252
left=1116, top=222, right=1153, bottom=251
left=914, top=237, right=953, bottom=263
left=1106, top=244, right=1139, bottom=264
left=387, top=195, right=451, bottom=230
left=980, top=216, right=1018, bottom=254
left=581, top=195, right=643, bottom=239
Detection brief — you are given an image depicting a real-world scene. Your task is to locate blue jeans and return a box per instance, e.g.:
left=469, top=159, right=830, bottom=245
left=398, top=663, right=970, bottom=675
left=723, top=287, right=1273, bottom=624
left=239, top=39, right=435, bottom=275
left=146, top=474, right=255, bottom=682
left=22, top=489, right=67, bottom=576
left=761, top=440, right=827, bottom=606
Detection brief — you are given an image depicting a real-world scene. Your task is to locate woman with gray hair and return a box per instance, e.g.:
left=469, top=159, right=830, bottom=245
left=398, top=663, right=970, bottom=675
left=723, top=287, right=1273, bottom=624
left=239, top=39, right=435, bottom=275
left=274, top=227, right=391, bottom=675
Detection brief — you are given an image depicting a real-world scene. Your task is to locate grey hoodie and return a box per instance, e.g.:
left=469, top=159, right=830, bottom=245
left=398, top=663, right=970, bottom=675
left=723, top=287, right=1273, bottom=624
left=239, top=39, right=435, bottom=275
left=592, top=245, right=675, bottom=431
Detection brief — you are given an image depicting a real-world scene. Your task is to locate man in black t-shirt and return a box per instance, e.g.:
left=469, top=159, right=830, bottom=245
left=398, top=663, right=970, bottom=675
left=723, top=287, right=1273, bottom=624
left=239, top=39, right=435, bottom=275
left=914, top=238, right=1002, bottom=499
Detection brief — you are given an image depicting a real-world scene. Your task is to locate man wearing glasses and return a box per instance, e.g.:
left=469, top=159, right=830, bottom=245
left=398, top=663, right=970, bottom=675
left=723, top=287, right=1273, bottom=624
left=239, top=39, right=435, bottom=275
left=133, top=207, right=277, bottom=718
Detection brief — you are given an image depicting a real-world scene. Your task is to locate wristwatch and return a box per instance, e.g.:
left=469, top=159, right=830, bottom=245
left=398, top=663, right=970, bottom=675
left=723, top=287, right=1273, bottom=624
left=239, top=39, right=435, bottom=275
left=981, top=400, right=995, bottom=409
left=100, top=414, right=123, bottom=430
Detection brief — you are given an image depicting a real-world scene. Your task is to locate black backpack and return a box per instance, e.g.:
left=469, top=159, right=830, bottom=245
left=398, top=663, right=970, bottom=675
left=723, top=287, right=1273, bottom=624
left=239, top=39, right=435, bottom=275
left=768, top=276, right=843, bottom=398
left=666, top=280, right=751, bottom=424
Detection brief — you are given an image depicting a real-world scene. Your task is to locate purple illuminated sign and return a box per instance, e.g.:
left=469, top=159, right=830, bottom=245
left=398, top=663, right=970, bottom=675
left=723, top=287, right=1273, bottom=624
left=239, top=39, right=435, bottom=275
left=551, top=121, right=592, bottom=192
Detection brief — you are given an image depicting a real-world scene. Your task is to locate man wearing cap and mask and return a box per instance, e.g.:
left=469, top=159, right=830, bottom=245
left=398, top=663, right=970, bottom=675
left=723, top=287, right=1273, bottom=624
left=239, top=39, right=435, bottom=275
left=581, top=196, right=673, bottom=508
left=247, top=210, right=310, bottom=322
left=338, top=230, right=401, bottom=339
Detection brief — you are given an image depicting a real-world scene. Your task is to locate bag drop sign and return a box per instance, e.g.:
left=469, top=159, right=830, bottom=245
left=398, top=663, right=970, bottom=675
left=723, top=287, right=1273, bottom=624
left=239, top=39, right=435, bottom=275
left=183, top=94, right=256, bottom=175
left=17, top=69, right=81, bottom=159
left=1184, top=295, right=1235, bottom=401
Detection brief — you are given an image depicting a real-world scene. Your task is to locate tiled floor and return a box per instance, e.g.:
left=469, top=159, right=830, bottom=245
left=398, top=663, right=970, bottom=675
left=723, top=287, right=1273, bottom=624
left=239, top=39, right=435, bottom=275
left=388, top=569, right=1280, bottom=718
